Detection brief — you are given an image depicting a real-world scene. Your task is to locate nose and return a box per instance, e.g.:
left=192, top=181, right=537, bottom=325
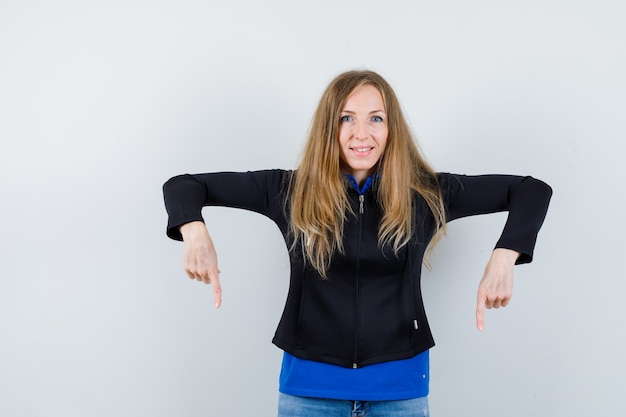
left=354, top=119, right=369, bottom=140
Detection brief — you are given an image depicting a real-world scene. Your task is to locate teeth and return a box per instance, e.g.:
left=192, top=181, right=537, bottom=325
left=353, top=147, right=372, bottom=152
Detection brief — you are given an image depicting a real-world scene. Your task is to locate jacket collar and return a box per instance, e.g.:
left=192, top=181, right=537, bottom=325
left=343, top=173, right=379, bottom=195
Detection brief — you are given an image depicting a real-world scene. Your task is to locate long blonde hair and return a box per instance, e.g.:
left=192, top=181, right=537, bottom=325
left=289, top=70, right=445, bottom=276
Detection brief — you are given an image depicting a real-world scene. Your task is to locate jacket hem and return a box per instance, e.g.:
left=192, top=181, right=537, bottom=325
left=272, top=336, right=435, bottom=368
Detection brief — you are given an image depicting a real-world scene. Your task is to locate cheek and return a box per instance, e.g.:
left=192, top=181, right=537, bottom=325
left=338, top=128, right=349, bottom=147
left=336, top=132, right=347, bottom=158
left=378, top=129, right=389, bottom=149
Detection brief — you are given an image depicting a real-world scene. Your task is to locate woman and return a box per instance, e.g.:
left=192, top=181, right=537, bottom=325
left=163, top=70, right=552, bottom=416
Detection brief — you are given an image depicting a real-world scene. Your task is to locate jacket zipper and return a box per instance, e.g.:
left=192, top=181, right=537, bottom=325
left=352, top=194, right=365, bottom=368
left=408, top=230, right=420, bottom=336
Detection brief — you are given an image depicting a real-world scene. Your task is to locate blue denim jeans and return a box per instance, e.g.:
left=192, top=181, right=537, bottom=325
left=277, top=393, right=430, bottom=417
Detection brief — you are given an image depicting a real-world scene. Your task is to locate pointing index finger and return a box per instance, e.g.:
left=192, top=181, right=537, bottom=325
left=209, top=271, right=222, bottom=309
left=476, top=290, right=485, bottom=332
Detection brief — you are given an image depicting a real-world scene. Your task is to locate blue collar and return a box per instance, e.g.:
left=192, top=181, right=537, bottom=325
left=344, top=174, right=378, bottom=195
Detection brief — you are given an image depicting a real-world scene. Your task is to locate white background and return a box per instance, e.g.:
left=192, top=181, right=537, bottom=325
left=1, top=1, right=624, bottom=416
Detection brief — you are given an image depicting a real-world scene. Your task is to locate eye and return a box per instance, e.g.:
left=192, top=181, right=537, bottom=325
left=372, top=115, right=384, bottom=123
left=340, top=115, right=352, bottom=123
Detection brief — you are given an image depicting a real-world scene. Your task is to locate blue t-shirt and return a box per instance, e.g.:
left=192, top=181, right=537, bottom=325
left=279, top=351, right=429, bottom=401
left=278, top=174, right=430, bottom=401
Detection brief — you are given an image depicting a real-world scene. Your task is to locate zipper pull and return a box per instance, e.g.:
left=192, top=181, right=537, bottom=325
left=359, top=194, right=364, bottom=214
left=414, top=320, right=419, bottom=330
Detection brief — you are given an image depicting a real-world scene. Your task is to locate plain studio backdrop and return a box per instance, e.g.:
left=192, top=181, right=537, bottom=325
left=1, top=1, right=624, bottom=416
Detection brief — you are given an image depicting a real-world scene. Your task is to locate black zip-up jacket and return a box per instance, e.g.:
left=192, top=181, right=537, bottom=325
left=163, top=170, right=552, bottom=368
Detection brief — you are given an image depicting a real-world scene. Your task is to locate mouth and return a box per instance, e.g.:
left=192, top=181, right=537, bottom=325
left=350, top=146, right=374, bottom=155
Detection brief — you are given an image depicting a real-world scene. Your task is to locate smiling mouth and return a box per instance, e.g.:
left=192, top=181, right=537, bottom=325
left=351, top=147, right=374, bottom=153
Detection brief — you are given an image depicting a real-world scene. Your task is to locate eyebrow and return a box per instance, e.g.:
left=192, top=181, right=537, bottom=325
left=340, top=109, right=386, bottom=114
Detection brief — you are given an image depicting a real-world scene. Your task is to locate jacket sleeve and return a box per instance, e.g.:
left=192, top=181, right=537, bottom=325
left=438, top=173, right=552, bottom=264
left=162, top=169, right=290, bottom=241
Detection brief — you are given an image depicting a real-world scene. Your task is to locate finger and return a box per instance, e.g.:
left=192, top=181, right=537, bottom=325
left=209, top=271, right=222, bottom=309
left=187, top=271, right=204, bottom=282
left=186, top=268, right=206, bottom=282
left=476, top=291, right=486, bottom=332
left=201, top=271, right=212, bottom=285
left=183, top=261, right=195, bottom=280
left=494, top=291, right=512, bottom=309
left=184, top=261, right=202, bottom=281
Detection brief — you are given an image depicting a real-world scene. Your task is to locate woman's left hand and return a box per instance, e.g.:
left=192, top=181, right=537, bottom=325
left=475, top=248, right=520, bottom=331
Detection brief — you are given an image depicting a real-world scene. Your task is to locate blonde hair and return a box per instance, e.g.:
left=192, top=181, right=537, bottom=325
left=289, top=70, right=446, bottom=276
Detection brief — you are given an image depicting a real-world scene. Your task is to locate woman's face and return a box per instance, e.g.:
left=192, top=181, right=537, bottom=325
left=338, top=84, right=388, bottom=185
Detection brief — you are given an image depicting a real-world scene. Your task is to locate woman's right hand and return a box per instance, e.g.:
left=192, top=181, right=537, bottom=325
left=179, top=221, right=222, bottom=308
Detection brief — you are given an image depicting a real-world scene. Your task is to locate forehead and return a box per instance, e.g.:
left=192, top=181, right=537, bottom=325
left=343, top=84, right=385, bottom=109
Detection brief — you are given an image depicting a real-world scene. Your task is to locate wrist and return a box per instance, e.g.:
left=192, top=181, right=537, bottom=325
left=493, top=248, right=520, bottom=264
left=179, top=221, right=206, bottom=237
